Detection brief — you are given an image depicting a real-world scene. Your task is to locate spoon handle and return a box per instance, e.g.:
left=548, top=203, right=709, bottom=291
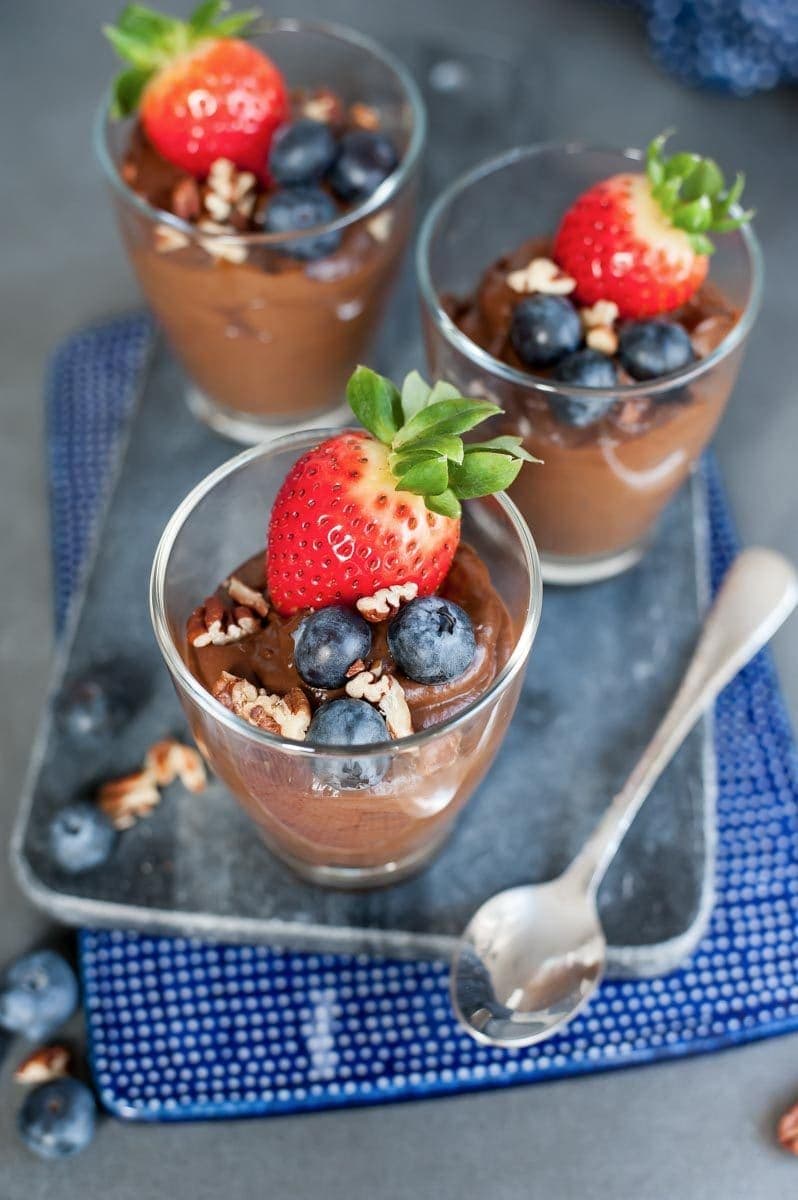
left=568, top=547, right=798, bottom=895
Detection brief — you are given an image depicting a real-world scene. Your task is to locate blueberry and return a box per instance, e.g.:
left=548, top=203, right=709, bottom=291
left=0, top=951, right=79, bottom=1040
left=262, top=186, right=342, bottom=261
left=48, top=803, right=116, bottom=874
left=549, top=349, right=619, bottom=427
left=388, top=597, right=476, bottom=684
left=509, top=295, right=582, bottom=368
left=18, top=1079, right=96, bottom=1160
left=307, top=698, right=389, bottom=788
left=293, top=606, right=372, bottom=689
left=57, top=678, right=114, bottom=738
left=268, top=118, right=337, bottom=186
left=328, top=130, right=399, bottom=202
left=618, top=319, right=695, bottom=381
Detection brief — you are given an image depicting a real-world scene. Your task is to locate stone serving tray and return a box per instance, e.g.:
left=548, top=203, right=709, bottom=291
left=12, top=39, right=714, bottom=977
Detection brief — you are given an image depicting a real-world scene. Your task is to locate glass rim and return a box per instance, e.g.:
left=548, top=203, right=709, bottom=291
left=150, top=428, right=543, bottom=759
left=94, top=16, right=427, bottom=249
left=416, top=140, right=765, bottom=400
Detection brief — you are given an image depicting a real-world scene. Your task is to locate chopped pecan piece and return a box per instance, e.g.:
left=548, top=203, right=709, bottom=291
left=187, top=595, right=261, bottom=647
left=579, top=299, right=620, bottom=330
left=294, top=86, right=344, bottom=125
left=778, top=1102, right=798, bottom=1155
left=345, top=669, right=413, bottom=739
left=154, top=223, right=190, bottom=254
left=98, top=770, right=160, bottom=830
left=349, top=101, right=380, bottom=130
left=203, top=157, right=258, bottom=225
left=356, top=582, right=418, bottom=623
left=225, top=575, right=269, bottom=618
left=212, top=672, right=311, bottom=740
left=197, top=219, right=248, bottom=264
left=144, top=737, right=207, bottom=794
left=507, top=257, right=576, bottom=296
left=14, top=1045, right=71, bottom=1085
left=171, top=176, right=202, bottom=221
left=366, top=210, right=394, bottom=244
left=585, top=325, right=619, bottom=355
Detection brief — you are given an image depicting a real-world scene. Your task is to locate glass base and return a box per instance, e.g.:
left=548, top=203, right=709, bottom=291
left=540, top=539, right=648, bottom=585
left=186, top=384, right=352, bottom=446
left=259, top=823, right=455, bottom=890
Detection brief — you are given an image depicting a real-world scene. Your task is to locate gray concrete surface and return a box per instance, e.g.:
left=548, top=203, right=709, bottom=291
left=2, top=0, right=797, bottom=1195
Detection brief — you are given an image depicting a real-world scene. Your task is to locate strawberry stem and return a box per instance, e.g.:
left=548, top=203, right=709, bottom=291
left=346, top=366, right=540, bottom=519
left=645, top=131, right=754, bottom=255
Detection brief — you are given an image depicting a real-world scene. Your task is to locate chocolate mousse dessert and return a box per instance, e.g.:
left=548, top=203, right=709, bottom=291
left=102, top=4, right=418, bottom=435
left=181, top=366, right=537, bottom=876
left=442, top=133, right=754, bottom=569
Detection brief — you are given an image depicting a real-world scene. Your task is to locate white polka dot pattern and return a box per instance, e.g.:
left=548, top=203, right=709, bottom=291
left=52, top=318, right=798, bottom=1118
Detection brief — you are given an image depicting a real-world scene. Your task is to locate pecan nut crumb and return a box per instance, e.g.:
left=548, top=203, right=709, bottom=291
left=349, top=101, right=381, bottom=131
left=154, top=223, right=190, bottom=254
left=98, top=769, right=161, bottom=830
left=225, top=575, right=269, bottom=618
left=356, top=581, right=418, bottom=623
left=579, top=299, right=620, bottom=330
left=197, top=219, right=248, bottom=264
left=346, top=658, right=367, bottom=679
left=212, top=671, right=311, bottom=740
left=187, top=595, right=262, bottom=647
left=203, top=157, right=258, bottom=228
left=345, top=669, right=413, bottom=739
left=506, top=257, right=576, bottom=296
left=294, top=86, right=344, bottom=126
left=585, top=325, right=619, bottom=356
left=366, top=210, right=394, bottom=244
left=778, top=1103, right=798, bottom=1155
left=144, top=737, right=207, bottom=794
left=14, top=1045, right=72, bottom=1085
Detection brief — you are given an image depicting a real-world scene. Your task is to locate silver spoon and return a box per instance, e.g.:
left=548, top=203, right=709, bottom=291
left=452, top=547, right=798, bottom=1048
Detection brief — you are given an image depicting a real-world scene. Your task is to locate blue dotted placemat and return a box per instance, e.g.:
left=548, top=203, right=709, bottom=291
left=46, top=316, right=798, bottom=1120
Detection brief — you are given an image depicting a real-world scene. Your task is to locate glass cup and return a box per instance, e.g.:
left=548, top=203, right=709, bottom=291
left=418, top=143, right=763, bottom=584
left=96, top=19, right=426, bottom=445
left=150, top=431, right=541, bottom=888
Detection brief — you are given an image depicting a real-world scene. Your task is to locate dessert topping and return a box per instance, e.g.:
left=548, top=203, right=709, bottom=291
left=171, top=176, right=202, bottom=221
left=196, top=220, right=249, bottom=264
left=203, top=158, right=258, bottom=225
left=98, top=770, right=161, bottom=830
left=212, top=671, right=312, bottom=739
left=225, top=575, right=269, bottom=617
left=349, top=102, right=381, bottom=132
left=187, top=595, right=262, bottom=646
left=778, top=1102, right=798, bottom=1155
left=366, top=210, right=394, bottom=244
left=266, top=365, right=538, bottom=614
left=144, top=737, right=207, bottom=793
left=618, top=318, right=695, bottom=381
left=14, top=1046, right=72, bottom=1086
left=553, top=130, right=753, bottom=317
left=506, top=256, right=576, bottom=297
left=345, top=668, right=413, bottom=739
left=356, top=582, right=419, bottom=623
left=154, top=223, right=190, bottom=254
left=387, top=596, right=477, bottom=685
left=585, top=326, right=619, bottom=356
left=579, top=300, right=620, bottom=330
left=293, top=87, right=345, bottom=127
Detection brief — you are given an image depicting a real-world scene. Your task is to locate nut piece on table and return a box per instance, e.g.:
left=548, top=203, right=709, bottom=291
left=98, top=770, right=160, bottom=830
left=507, top=257, right=576, bottom=296
left=778, top=1102, right=798, bottom=1155
left=345, top=669, right=413, bottom=739
left=187, top=595, right=262, bottom=647
left=144, top=737, right=207, bottom=794
left=212, top=672, right=312, bottom=741
left=14, top=1045, right=72, bottom=1085
left=356, top=582, right=418, bottom=623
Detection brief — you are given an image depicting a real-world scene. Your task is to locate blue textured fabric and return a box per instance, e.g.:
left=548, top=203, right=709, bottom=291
left=47, top=316, right=798, bottom=1120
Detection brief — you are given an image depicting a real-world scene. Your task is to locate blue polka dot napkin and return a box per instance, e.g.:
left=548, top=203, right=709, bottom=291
left=46, top=316, right=798, bottom=1120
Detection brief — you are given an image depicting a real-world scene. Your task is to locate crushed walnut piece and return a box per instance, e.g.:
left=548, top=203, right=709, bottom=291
left=778, top=1102, right=798, bottom=1155
left=349, top=102, right=380, bottom=131
left=14, top=1045, right=72, bottom=1085
left=197, top=219, right=248, bottom=264
left=225, top=575, right=269, bottom=618
left=144, top=737, right=207, bottom=794
left=203, top=158, right=258, bottom=227
left=586, top=325, right=619, bottom=355
left=154, top=223, right=190, bottom=254
left=294, top=86, right=344, bottom=125
left=356, top=582, right=418, bottom=623
left=212, top=671, right=311, bottom=740
left=345, top=668, right=413, bottom=739
left=98, top=769, right=161, bottom=830
left=187, top=595, right=262, bottom=647
left=579, top=299, right=620, bottom=330
left=507, top=257, right=576, bottom=296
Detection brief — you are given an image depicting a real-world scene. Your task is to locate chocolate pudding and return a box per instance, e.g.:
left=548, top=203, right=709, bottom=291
left=182, top=543, right=519, bottom=873
left=443, top=237, right=741, bottom=562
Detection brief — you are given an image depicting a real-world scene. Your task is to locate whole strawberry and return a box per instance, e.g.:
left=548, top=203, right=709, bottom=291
left=267, top=368, right=537, bottom=614
left=553, top=132, right=753, bottom=318
left=104, top=2, right=288, bottom=178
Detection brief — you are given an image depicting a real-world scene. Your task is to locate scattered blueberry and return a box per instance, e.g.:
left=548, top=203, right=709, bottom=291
left=618, top=319, right=695, bottom=381
left=57, top=678, right=114, bottom=738
left=388, top=597, right=477, bottom=684
left=328, top=130, right=399, bottom=202
left=549, top=349, right=619, bottom=427
left=262, top=186, right=342, bottom=261
left=18, top=1079, right=96, bottom=1160
left=509, top=295, right=582, bottom=368
left=307, top=698, right=389, bottom=788
left=268, top=118, right=337, bottom=186
left=48, top=803, right=116, bottom=874
left=293, top=606, right=372, bottom=689
left=0, top=951, right=79, bottom=1041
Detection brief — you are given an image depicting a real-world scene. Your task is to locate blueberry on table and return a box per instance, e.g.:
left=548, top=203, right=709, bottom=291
left=328, top=130, right=399, bottom=202
left=48, top=802, right=116, bottom=874
left=307, top=698, right=389, bottom=788
left=388, top=597, right=477, bottom=684
left=618, top=319, right=695, bottom=381
left=268, top=118, right=337, bottom=186
left=293, top=605, right=372, bottom=689
left=0, top=950, right=79, bottom=1040
left=57, top=677, right=113, bottom=738
left=549, top=349, right=619, bottom=427
left=509, top=295, right=582, bottom=368
left=262, top=186, right=342, bottom=261
left=18, top=1079, right=96, bottom=1160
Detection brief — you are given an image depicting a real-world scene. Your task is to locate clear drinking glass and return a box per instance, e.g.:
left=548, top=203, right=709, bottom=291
left=96, top=19, right=426, bottom=445
left=418, top=143, right=763, bottom=584
left=150, top=431, right=542, bottom=888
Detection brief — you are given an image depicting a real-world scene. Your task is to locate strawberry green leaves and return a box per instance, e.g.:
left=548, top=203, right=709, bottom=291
left=645, top=130, right=754, bottom=255
left=104, top=1, right=260, bottom=117
left=347, top=366, right=540, bottom=519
